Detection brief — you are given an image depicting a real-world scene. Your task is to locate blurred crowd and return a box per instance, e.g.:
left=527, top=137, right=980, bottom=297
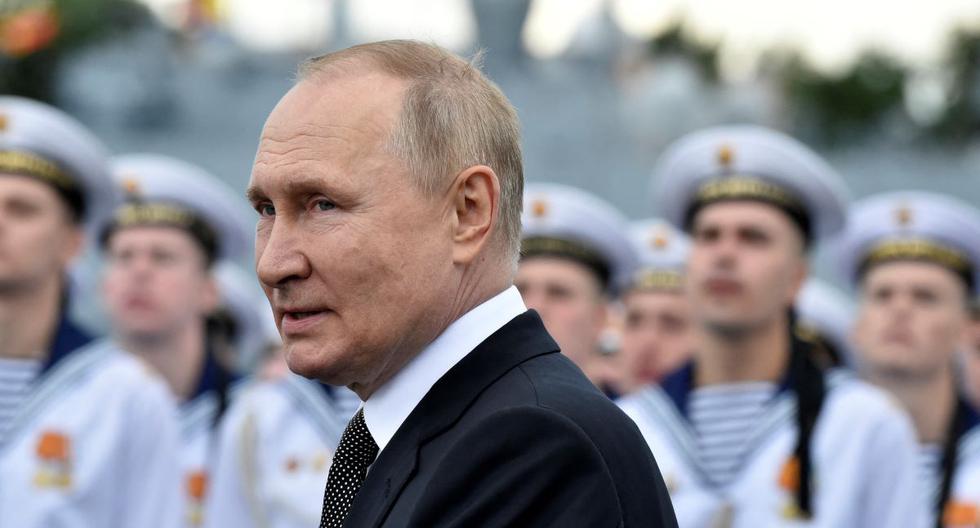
left=0, top=36, right=979, bottom=527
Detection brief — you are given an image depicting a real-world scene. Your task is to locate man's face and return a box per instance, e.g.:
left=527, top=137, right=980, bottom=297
left=0, top=175, right=81, bottom=293
left=102, top=227, right=217, bottom=340
left=686, top=201, right=807, bottom=333
left=620, top=289, right=694, bottom=385
left=854, top=261, right=969, bottom=379
left=515, top=257, right=606, bottom=367
left=249, top=72, right=457, bottom=392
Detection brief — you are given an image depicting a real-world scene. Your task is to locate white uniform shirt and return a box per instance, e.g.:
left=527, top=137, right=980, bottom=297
left=619, top=366, right=927, bottom=528
left=204, top=374, right=359, bottom=528
left=0, top=339, right=182, bottom=528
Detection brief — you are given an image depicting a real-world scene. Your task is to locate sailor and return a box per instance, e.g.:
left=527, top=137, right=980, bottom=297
left=517, top=182, right=639, bottom=398
left=619, top=218, right=695, bottom=392
left=99, top=153, right=253, bottom=527
left=840, top=191, right=980, bottom=527
left=0, top=96, right=182, bottom=527
left=618, top=125, right=924, bottom=527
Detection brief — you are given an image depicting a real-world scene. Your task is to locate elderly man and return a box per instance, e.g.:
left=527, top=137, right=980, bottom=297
left=840, top=191, right=980, bottom=526
left=618, top=125, right=923, bottom=527
left=246, top=40, right=676, bottom=528
left=0, top=97, right=181, bottom=527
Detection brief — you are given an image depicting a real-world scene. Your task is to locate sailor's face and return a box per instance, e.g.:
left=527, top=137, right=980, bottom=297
left=102, top=227, right=217, bottom=339
left=516, top=256, right=607, bottom=368
left=0, top=176, right=81, bottom=292
left=686, top=202, right=806, bottom=333
left=620, top=288, right=694, bottom=385
left=854, top=261, right=969, bottom=379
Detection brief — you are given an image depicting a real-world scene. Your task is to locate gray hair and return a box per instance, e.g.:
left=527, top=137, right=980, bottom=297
left=298, top=40, right=524, bottom=264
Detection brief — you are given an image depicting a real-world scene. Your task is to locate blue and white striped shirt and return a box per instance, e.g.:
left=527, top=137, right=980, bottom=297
left=0, top=358, right=41, bottom=444
left=689, top=382, right=777, bottom=488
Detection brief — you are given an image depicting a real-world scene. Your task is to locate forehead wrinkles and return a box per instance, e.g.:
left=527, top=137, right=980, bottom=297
left=254, top=120, right=397, bottom=186
left=257, top=123, right=376, bottom=162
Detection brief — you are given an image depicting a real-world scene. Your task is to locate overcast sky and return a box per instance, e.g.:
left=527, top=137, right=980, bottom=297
left=138, top=0, right=980, bottom=75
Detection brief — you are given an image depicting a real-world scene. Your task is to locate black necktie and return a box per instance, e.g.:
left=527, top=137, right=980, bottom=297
left=320, top=408, right=379, bottom=528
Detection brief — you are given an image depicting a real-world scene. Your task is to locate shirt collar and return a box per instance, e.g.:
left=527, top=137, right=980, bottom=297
left=185, top=345, right=239, bottom=406
left=41, top=309, right=94, bottom=376
left=362, top=285, right=527, bottom=452
left=661, top=359, right=796, bottom=419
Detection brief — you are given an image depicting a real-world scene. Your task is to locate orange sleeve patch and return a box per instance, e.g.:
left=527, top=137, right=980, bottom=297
left=186, top=471, right=209, bottom=501
left=943, top=501, right=979, bottom=526
left=36, top=431, right=70, bottom=461
left=778, top=456, right=800, bottom=492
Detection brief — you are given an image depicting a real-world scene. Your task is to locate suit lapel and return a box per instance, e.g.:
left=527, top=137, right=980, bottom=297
left=344, top=310, right=558, bottom=527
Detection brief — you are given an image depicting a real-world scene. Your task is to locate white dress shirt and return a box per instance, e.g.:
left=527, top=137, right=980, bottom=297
left=362, top=286, right=527, bottom=452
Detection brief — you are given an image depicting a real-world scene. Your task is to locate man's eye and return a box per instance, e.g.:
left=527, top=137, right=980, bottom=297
left=257, top=204, right=275, bottom=217
left=871, top=289, right=891, bottom=302
left=109, top=250, right=132, bottom=264
left=315, top=200, right=335, bottom=212
left=151, top=251, right=177, bottom=265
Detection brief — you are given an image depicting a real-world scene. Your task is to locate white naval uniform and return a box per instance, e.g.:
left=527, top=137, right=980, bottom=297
left=619, top=365, right=926, bottom=528
left=204, top=373, right=359, bottom=528
left=0, top=338, right=182, bottom=528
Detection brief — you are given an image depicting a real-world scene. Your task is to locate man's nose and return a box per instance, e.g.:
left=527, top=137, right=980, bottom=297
left=130, top=253, right=157, bottom=276
left=888, top=293, right=915, bottom=320
left=708, top=236, right=738, bottom=269
left=256, top=220, right=311, bottom=289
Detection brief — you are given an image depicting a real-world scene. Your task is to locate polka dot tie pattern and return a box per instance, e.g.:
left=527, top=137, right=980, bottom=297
left=319, top=408, right=379, bottom=528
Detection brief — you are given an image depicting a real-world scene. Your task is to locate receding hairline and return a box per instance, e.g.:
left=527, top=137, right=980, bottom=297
left=296, top=41, right=486, bottom=85
left=297, top=53, right=399, bottom=84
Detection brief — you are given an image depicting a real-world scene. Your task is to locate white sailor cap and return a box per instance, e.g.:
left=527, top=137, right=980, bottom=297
left=521, top=182, right=638, bottom=295
left=795, top=278, right=856, bottom=367
left=651, top=125, right=850, bottom=244
left=105, top=154, right=253, bottom=264
left=627, top=218, right=690, bottom=292
left=213, top=262, right=275, bottom=371
left=0, top=96, right=116, bottom=233
left=835, top=191, right=980, bottom=296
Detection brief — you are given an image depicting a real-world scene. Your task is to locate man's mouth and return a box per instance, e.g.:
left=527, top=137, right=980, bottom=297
left=285, top=311, right=322, bottom=320
left=705, top=278, right=742, bottom=295
left=280, top=309, right=330, bottom=335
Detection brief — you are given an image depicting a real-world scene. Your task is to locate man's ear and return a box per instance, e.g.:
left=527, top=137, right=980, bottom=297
left=200, top=273, right=221, bottom=314
left=786, top=257, right=808, bottom=305
left=59, top=226, right=85, bottom=267
left=450, top=165, right=499, bottom=265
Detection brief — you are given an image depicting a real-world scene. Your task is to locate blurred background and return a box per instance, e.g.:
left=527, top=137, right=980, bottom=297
left=3, top=0, right=979, bottom=318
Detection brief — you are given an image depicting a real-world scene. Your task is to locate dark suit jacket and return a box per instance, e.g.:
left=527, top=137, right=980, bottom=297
left=343, top=310, right=677, bottom=527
